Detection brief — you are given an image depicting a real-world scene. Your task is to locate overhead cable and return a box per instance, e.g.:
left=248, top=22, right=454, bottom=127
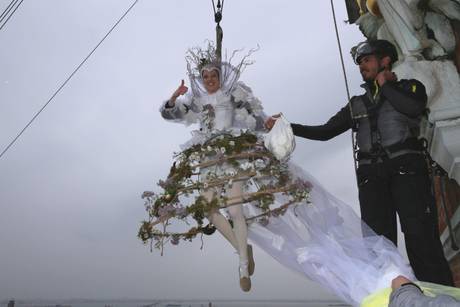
left=0, top=0, right=18, bottom=21
left=0, top=0, right=139, bottom=160
left=0, top=0, right=24, bottom=32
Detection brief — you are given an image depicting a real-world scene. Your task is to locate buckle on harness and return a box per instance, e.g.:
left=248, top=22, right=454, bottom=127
left=357, top=147, right=388, bottom=162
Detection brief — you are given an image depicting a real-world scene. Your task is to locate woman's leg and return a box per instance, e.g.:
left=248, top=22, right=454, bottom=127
left=224, top=179, right=254, bottom=276
left=202, top=189, right=238, bottom=250
left=226, top=181, right=252, bottom=290
left=203, top=182, right=252, bottom=291
left=227, top=184, right=248, bottom=265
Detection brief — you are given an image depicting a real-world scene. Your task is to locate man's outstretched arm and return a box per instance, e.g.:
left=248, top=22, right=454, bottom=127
left=290, top=105, right=353, bottom=141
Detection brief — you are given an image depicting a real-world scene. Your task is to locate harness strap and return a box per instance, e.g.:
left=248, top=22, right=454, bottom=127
left=361, top=88, right=385, bottom=161
left=357, top=137, right=423, bottom=160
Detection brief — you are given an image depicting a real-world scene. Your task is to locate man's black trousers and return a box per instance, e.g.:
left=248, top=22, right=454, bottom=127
left=357, top=153, right=454, bottom=286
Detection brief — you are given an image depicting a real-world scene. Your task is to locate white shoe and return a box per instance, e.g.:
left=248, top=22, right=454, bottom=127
left=239, top=261, right=251, bottom=292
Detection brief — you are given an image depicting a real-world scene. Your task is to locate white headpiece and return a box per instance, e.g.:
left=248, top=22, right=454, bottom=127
left=200, top=62, right=221, bottom=77
left=185, top=40, right=258, bottom=97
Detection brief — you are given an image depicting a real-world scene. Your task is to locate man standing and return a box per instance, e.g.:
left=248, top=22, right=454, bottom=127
left=266, top=40, right=453, bottom=286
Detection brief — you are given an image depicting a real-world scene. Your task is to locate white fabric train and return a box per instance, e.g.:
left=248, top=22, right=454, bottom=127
left=246, top=163, right=415, bottom=306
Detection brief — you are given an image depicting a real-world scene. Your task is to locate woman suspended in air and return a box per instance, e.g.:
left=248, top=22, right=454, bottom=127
left=141, top=42, right=279, bottom=292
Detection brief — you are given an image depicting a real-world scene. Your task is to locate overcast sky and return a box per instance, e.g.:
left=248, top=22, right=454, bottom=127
left=0, top=0, right=402, bottom=303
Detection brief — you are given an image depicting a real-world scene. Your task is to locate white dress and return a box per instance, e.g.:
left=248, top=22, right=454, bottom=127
left=160, top=82, right=266, bottom=139
left=160, top=82, right=268, bottom=180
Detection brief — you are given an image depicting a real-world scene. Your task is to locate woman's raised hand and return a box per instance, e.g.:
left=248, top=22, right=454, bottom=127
left=172, top=80, right=188, bottom=99
left=168, top=80, right=188, bottom=107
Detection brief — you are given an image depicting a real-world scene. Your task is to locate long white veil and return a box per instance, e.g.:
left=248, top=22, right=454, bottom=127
left=247, top=163, right=415, bottom=306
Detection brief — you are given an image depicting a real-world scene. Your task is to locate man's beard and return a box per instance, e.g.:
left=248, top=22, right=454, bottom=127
left=361, top=71, right=373, bottom=82
left=360, top=67, right=381, bottom=82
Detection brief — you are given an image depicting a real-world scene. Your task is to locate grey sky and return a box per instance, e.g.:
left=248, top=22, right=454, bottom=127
left=0, top=0, right=398, bottom=302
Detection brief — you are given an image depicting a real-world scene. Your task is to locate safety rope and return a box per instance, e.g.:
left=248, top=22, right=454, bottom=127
left=202, top=0, right=225, bottom=235
left=329, top=0, right=359, bottom=181
left=211, top=0, right=224, bottom=61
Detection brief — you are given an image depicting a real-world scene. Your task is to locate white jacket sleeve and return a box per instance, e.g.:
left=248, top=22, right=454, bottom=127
left=159, top=93, right=199, bottom=126
left=231, top=81, right=268, bottom=131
